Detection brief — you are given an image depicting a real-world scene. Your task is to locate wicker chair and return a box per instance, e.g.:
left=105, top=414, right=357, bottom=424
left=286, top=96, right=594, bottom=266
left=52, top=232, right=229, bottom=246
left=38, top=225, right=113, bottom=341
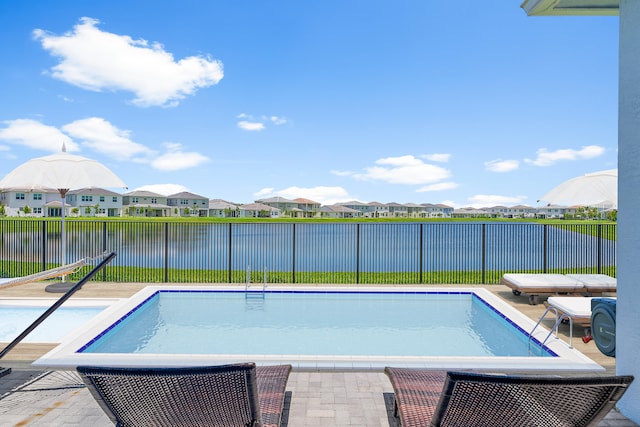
left=78, top=363, right=291, bottom=427
left=385, top=368, right=633, bottom=427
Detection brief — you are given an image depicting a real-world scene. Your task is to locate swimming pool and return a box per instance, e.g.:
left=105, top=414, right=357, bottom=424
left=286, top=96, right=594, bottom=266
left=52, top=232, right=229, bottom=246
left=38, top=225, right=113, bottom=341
left=34, top=286, right=603, bottom=372
left=0, top=298, right=118, bottom=343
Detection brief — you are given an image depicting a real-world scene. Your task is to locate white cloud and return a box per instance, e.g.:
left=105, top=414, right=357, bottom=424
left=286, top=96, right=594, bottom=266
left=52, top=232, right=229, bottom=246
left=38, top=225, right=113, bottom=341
left=270, top=116, right=287, bottom=125
left=421, top=153, right=451, bottom=163
left=524, top=145, right=605, bottom=167
left=254, top=186, right=352, bottom=205
left=416, top=182, right=459, bottom=192
left=151, top=142, right=209, bottom=171
left=134, top=183, right=189, bottom=196
left=485, top=159, right=519, bottom=172
left=237, top=121, right=265, bottom=131
left=34, top=17, right=223, bottom=107
left=237, top=113, right=287, bottom=131
left=62, top=117, right=153, bottom=161
left=254, top=187, right=275, bottom=198
left=351, top=155, right=451, bottom=185
left=467, top=194, right=528, bottom=208
left=0, top=119, right=79, bottom=152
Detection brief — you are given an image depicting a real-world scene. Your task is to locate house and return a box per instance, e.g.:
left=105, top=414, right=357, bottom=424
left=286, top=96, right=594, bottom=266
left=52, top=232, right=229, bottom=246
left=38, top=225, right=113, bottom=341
left=336, top=201, right=375, bottom=217
left=319, top=204, right=360, bottom=218
left=167, top=192, right=209, bottom=217
left=239, top=203, right=281, bottom=218
left=536, top=204, right=568, bottom=219
left=255, top=197, right=297, bottom=216
left=208, top=199, right=240, bottom=218
left=0, top=188, right=59, bottom=217
left=421, top=203, right=454, bottom=218
left=67, top=188, right=123, bottom=217
left=504, top=205, right=537, bottom=218
left=452, top=207, right=489, bottom=218
left=294, top=198, right=321, bottom=218
left=386, top=202, right=408, bottom=217
left=122, top=191, right=170, bottom=217
left=368, top=201, right=389, bottom=218
left=404, top=203, right=426, bottom=217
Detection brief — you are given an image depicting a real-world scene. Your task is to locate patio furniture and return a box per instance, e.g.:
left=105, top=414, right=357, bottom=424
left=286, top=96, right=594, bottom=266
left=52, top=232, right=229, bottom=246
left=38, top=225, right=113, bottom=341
left=0, top=258, right=86, bottom=289
left=546, top=296, right=617, bottom=329
left=384, top=368, right=633, bottom=427
left=566, top=274, right=617, bottom=294
left=501, top=273, right=616, bottom=305
left=78, top=363, right=292, bottom=427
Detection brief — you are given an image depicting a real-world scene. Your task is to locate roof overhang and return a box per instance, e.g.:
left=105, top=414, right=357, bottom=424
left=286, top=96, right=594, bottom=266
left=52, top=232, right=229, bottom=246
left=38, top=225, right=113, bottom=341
left=521, top=0, right=618, bottom=16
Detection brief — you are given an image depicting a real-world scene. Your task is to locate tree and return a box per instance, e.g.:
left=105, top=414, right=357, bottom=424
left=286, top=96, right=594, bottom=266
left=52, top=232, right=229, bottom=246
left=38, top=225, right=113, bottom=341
left=22, top=205, right=32, bottom=215
left=0, top=203, right=5, bottom=217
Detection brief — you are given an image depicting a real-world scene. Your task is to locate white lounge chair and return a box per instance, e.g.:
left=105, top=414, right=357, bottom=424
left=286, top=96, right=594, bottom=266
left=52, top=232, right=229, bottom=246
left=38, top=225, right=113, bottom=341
left=501, top=273, right=616, bottom=305
left=501, top=273, right=584, bottom=305
left=566, top=273, right=617, bottom=293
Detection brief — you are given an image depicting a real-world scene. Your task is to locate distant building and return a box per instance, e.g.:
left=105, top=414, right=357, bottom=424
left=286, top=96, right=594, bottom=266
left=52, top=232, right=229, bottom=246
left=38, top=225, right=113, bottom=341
left=67, top=188, right=123, bottom=217
left=167, top=191, right=209, bottom=217
left=208, top=199, right=240, bottom=218
left=0, top=188, right=58, bottom=217
left=294, top=198, right=321, bottom=218
left=239, top=203, right=281, bottom=218
left=122, top=191, right=170, bottom=217
left=319, top=204, right=360, bottom=218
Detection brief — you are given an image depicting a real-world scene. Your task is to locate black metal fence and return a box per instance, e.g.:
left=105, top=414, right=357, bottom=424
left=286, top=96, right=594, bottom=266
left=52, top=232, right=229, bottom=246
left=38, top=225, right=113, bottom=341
left=0, top=220, right=616, bottom=284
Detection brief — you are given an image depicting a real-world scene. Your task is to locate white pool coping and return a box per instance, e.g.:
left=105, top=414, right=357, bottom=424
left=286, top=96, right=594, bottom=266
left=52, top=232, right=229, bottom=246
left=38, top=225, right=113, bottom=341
left=32, top=286, right=604, bottom=372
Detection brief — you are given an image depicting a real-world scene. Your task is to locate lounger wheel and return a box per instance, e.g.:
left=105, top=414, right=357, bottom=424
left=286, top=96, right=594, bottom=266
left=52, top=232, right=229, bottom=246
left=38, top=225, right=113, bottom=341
left=512, top=290, right=521, bottom=296
left=528, top=295, right=539, bottom=305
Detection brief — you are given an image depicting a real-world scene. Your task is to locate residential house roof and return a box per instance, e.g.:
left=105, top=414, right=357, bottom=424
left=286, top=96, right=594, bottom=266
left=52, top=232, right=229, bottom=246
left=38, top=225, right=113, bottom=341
left=167, top=191, right=208, bottom=199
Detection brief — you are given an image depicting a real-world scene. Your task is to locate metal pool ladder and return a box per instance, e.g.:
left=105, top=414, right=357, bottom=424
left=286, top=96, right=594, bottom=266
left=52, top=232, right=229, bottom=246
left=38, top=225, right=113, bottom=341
left=245, top=265, right=266, bottom=304
left=528, top=306, right=575, bottom=355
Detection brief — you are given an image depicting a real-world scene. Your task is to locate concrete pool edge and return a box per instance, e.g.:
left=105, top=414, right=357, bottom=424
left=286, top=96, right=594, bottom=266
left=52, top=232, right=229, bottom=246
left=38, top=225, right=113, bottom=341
left=31, top=286, right=605, bottom=372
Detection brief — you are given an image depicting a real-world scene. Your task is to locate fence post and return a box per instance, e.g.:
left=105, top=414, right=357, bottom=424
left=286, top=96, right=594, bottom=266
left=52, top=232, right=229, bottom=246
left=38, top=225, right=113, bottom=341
left=481, top=223, right=486, bottom=284
left=164, top=222, right=169, bottom=283
left=228, top=223, right=232, bottom=283
left=41, top=221, right=47, bottom=271
left=419, top=223, right=423, bottom=284
left=597, top=224, right=602, bottom=274
left=356, top=223, right=360, bottom=284
left=543, top=224, right=548, bottom=273
left=292, top=223, right=296, bottom=284
left=102, top=221, right=107, bottom=281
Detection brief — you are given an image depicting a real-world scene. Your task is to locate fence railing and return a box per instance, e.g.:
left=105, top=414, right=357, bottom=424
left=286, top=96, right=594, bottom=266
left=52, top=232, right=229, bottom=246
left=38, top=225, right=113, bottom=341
left=0, top=220, right=616, bottom=284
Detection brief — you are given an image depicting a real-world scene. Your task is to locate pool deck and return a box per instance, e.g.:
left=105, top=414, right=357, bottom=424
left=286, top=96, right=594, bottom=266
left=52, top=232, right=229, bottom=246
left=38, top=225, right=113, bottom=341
left=0, top=282, right=635, bottom=426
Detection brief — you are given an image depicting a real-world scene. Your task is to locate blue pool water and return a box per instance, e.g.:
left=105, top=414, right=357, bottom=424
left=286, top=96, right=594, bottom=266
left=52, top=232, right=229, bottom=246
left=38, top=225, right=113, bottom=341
left=0, top=305, right=107, bottom=343
left=80, top=291, right=550, bottom=357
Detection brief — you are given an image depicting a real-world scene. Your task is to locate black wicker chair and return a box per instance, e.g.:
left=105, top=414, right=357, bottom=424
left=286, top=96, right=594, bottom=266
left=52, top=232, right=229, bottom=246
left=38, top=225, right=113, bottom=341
left=385, top=368, right=633, bottom=427
left=78, top=363, right=291, bottom=427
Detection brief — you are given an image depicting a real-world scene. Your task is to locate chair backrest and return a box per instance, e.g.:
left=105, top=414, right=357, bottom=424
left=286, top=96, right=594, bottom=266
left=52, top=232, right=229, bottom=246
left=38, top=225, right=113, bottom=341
left=431, top=372, right=634, bottom=427
left=78, top=363, right=262, bottom=427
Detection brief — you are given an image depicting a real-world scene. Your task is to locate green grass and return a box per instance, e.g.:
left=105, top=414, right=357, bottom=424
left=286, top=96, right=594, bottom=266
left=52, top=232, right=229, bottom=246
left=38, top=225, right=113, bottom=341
left=1, top=261, right=615, bottom=285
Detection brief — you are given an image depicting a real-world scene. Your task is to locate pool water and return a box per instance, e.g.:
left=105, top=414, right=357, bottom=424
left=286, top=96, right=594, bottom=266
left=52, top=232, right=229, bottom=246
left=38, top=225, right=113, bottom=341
left=0, top=305, right=107, bottom=343
left=81, top=291, right=550, bottom=357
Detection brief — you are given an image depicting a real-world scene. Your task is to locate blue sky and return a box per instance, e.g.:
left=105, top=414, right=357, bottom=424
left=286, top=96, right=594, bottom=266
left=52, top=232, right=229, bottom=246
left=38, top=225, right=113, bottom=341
left=0, top=1, right=619, bottom=207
